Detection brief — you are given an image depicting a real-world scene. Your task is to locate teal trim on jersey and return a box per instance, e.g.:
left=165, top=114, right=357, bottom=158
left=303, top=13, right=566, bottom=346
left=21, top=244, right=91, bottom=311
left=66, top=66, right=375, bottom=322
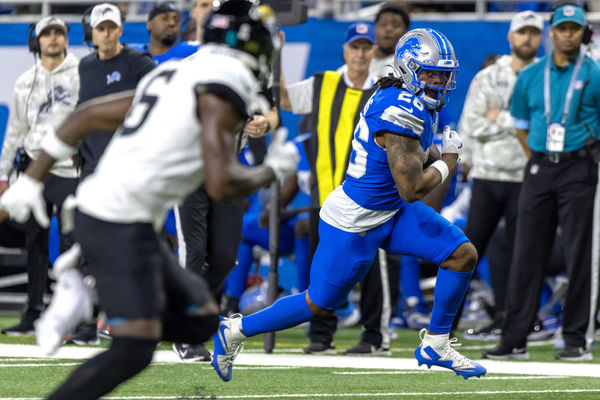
left=510, top=53, right=600, bottom=153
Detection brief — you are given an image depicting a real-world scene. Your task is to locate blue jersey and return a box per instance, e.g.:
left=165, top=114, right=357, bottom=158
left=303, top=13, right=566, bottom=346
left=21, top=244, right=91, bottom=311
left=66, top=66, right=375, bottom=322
left=342, top=86, right=435, bottom=211
left=128, top=41, right=200, bottom=65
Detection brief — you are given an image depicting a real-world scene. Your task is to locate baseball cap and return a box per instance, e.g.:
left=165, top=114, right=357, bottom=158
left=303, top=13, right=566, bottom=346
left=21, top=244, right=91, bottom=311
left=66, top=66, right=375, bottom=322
left=35, top=16, right=68, bottom=37
left=148, top=2, right=180, bottom=22
left=90, top=3, right=122, bottom=28
left=509, top=11, right=544, bottom=33
left=344, top=22, right=375, bottom=45
left=551, top=4, right=587, bottom=28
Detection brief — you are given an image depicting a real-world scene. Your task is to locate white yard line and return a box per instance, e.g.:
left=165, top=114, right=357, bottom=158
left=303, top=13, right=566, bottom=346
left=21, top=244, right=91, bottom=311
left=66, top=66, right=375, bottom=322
left=3, top=389, right=600, bottom=399
left=0, top=362, right=80, bottom=368
left=1, top=343, right=600, bottom=378
left=332, top=372, right=568, bottom=380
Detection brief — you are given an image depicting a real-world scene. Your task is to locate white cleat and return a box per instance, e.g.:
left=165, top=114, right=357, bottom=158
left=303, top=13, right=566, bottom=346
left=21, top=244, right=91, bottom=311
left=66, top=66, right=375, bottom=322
left=211, top=314, right=246, bottom=381
left=415, top=328, right=486, bottom=379
left=35, top=266, right=94, bottom=356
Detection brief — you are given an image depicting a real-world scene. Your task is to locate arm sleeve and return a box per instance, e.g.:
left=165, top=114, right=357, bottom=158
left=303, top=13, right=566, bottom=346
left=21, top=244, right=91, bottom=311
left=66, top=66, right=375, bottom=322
left=287, top=77, right=314, bottom=115
left=0, top=84, right=29, bottom=180
left=459, top=72, right=513, bottom=141
left=509, top=74, right=530, bottom=122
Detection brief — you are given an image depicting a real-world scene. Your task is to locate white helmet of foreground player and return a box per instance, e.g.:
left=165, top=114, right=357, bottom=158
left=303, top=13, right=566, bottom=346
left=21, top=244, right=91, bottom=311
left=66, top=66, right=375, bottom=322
left=203, top=0, right=280, bottom=88
left=393, top=28, right=459, bottom=111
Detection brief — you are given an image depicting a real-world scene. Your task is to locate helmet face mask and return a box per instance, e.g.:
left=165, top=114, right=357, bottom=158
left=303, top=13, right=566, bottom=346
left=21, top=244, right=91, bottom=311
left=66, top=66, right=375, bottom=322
left=204, top=0, right=279, bottom=88
left=393, top=29, right=459, bottom=111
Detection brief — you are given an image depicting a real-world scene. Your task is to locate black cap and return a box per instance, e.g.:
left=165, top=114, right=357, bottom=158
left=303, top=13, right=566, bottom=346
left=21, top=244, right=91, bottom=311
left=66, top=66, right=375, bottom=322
left=148, top=2, right=180, bottom=22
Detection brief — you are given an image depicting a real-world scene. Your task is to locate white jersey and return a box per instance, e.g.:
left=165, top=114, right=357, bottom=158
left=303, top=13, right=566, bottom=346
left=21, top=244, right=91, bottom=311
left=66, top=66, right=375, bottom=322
left=76, top=44, right=268, bottom=229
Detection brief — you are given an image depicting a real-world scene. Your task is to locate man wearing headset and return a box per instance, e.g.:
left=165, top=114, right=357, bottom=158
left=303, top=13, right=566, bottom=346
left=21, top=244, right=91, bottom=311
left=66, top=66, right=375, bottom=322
left=77, top=3, right=155, bottom=180
left=483, top=2, right=600, bottom=361
left=67, top=2, right=155, bottom=345
left=0, top=16, right=79, bottom=336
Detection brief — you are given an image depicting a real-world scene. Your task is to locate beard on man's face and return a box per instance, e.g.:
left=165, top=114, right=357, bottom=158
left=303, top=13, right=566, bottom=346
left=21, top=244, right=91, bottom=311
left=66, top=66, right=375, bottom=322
left=160, top=34, right=178, bottom=47
left=513, top=44, right=537, bottom=61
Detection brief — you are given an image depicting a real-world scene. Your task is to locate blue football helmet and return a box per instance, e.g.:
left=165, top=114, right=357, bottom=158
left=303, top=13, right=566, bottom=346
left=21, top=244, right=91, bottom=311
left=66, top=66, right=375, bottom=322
left=393, top=28, right=459, bottom=111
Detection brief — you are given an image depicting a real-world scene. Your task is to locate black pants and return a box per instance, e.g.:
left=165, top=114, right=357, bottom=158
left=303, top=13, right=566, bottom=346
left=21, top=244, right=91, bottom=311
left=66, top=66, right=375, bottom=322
left=359, top=250, right=400, bottom=348
left=0, top=219, right=25, bottom=248
left=502, top=154, right=597, bottom=349
left=23, top=174, right=77, bottom=322
left=466, top=179, right=520, bottom=313
left=176, top=186, right=245, bottom=299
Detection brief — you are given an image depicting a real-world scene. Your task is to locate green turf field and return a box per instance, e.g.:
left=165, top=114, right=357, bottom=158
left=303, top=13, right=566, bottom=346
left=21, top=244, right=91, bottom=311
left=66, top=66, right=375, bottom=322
left=1, top=313, right=599, bottom=399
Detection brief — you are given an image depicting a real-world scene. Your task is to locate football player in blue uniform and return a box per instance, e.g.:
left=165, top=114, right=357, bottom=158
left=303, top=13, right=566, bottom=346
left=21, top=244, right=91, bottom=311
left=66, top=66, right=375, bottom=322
left=211, top=29, right=486, bottom=380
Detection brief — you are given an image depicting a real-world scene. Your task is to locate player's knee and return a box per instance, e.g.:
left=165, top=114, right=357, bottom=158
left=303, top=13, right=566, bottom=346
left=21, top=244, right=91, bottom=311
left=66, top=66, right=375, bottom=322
left=448, top=242, right=477, bottom=272
left=305, top=292, right=334, bottom=318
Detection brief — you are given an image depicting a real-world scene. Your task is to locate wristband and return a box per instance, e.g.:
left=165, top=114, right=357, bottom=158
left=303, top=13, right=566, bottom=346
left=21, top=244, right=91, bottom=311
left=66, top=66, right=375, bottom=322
left=40, top=129, right=74, bottom=160
left=431, top=160, right=449, bottom=183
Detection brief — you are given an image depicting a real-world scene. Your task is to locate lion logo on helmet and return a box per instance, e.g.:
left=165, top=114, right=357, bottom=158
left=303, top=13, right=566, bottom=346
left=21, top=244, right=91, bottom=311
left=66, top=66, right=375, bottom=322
left=396, top=37, right=422, bottom=60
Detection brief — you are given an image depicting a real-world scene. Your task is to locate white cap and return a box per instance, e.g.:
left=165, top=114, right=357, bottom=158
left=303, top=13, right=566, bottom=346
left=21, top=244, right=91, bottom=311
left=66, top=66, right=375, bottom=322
left=90, top=3, right=122, bottom=28
left=35, top=16, right=68, bottom=37
left=509, top=11, right=543, bottom=33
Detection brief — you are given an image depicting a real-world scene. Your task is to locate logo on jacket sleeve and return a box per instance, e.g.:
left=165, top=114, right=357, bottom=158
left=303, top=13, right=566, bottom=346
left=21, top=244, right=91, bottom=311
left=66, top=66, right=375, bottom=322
left=107, top=71, right=121, bottom=85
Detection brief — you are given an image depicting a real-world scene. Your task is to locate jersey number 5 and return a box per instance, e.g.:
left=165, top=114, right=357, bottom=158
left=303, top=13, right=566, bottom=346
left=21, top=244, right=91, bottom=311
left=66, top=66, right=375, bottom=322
left=121, top=69, right=176, bottom=136
left=347, top=117, right=369, bottom=179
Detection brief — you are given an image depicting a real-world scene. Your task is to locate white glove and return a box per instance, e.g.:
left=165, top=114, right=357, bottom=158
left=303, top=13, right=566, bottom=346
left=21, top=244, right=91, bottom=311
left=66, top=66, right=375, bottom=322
left=0, top=174, right=49, bottom=228
left=442, top=126, right=463, bottom=158
left=264, top=128, right=299, bottom=180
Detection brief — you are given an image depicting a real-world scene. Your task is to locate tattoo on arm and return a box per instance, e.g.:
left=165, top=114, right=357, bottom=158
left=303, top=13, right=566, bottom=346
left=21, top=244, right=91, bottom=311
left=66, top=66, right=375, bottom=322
left=385, top=133, right=441, bottom=202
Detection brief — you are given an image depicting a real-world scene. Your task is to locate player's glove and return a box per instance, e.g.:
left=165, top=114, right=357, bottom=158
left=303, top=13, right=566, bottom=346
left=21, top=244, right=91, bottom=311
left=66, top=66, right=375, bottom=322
left=0, top=174, right=49, bottom=228
left=264, top=128, right=299, bottom=180
left=442, top=126, right=463, bottom=158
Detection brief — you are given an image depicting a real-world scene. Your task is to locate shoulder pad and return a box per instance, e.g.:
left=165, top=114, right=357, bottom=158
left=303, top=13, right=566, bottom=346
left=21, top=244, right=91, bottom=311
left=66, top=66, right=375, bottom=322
left=370, top=88, right=426, bottom=137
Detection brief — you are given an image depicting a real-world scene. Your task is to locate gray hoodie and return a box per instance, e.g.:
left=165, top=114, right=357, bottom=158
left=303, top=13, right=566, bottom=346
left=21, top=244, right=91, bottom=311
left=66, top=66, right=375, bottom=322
left=0, top=52, right=79, bottom=180
left=458, top=55, right=528, bottom=182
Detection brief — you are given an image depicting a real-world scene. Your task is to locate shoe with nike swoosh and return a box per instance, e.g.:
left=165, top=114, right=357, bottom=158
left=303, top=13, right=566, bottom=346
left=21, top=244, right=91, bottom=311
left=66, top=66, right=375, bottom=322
left=415, top=328, right=486, bottom=379
left=211, top=313, right=245, bottom=382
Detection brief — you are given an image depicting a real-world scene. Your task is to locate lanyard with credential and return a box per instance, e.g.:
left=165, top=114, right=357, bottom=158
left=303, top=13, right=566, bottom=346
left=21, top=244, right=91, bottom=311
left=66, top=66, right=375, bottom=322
left=544, top=46, right=585, bottom=126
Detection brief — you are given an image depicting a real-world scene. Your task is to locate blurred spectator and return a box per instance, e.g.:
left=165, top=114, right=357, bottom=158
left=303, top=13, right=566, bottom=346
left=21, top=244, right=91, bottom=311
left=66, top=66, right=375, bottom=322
left=457, top=11, right=544, bottom=340
left=483, top=3, right=600, bottom=362
left=66, top=2, right=155, bottom=345
left=370, top=2, right=410, bottom=77
left=189, top=0, right=213, bottom=42
left=132, top=1, right=199, bottom=63
left=0, top=16, right=79, bottom=336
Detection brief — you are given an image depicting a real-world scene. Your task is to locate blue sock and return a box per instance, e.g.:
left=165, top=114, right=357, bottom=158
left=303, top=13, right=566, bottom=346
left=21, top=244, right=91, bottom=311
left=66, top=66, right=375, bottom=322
left=294, top=237, right=310, bottom=292
left=224, top=242, right=253, bottom=299
left=241, top=291, right=314, bottom=337
left=401, top=256, right=428, bottom=313
left=428, top=268, right=473, bottom=334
